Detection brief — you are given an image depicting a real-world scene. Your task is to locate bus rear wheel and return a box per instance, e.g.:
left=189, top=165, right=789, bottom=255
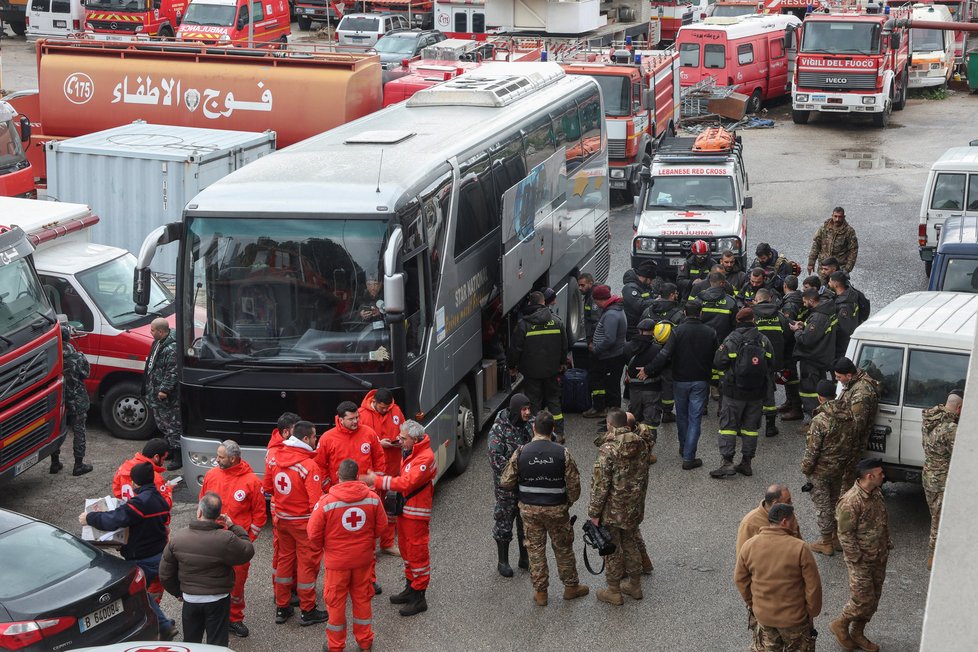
left=448, top=385, right=476, bottom=475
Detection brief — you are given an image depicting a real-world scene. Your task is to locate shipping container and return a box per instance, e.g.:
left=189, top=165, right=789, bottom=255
left=45, top=122, right=276, bottom=274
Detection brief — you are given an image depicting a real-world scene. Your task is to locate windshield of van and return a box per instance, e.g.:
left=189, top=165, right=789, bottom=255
left=801, top=21, right=880, bottom=54
left=339, top=16, right=379, bottom=31
left=589, top=74, right=630, bottom=117
left=911, top=28, right=944, bottom=52
left=712, top=4, right=754, bottom=17
left=83, top=0, right=148, bottom=11
left=940, top=257, right=978, bottom=293
left=76, top=254, right=174, bottom=329
left=181, top=3, right=236, bottom=25
left=646, top=175, right=736, bottom=210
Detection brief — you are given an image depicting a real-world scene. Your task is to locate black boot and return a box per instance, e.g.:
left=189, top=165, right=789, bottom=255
left=496, top=540, right=514, bottom=578
left=73, top=457, right=93, bottom=476
left=765, top=414, right=779, bottom=438
left=167, top=447, right=183, bottom=471
left=49, top=453, right=63, bottom=474
left=389, top=580, right=414, bottom=605
left=517, top=540, right=529, bottom=570
left=399, top=589, right=427, bottom=617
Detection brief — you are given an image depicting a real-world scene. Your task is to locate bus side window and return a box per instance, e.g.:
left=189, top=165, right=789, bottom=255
left=490, top=133, right=527, bottom=208
left=402, top=253, right=428, bottom=357
left=577, top=92, right=602, bottom=161
left=419, top=171, right=452, bottom=294
left=522, top=116, right=556, bottom=171
left=454, top=153, right=496, bottom=257
left=553, top=102, right=582, bottom=173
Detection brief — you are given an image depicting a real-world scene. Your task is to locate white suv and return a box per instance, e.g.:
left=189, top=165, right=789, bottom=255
left=336, top=13, right=410, bottom=49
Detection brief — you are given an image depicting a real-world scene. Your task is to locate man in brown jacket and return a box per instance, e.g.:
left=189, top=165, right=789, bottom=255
left=735, top=503, right=823, bottom=652
left=159, top=492, right=256, bottom=646
left=736, top=484, right=800, bottom=556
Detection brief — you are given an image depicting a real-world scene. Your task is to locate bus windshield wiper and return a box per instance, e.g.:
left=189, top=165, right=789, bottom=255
left=197, top=364, right=263, bottom=385
left=259, top=358, right=374, bottom=389
left=197, top=359, right=372, bottom=389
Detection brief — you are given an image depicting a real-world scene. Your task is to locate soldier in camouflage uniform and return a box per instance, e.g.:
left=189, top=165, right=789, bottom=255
left=835, top=358, right=881, bottom=489
left=921, top=390, right=962, bottom=569
left=801, top=380, right=855, bottom=556
left=588, top=409, right=651, bottom=606
left=499, top=411, right=588, bottom=606
left=145, top=318, right=182, bottom=470
left=51, top=324, right=93, bottom=476
left=807, top=207, right=858, bottom=280
left=487, top=393, right=533, bottom=577
left=832, top=458, right=891, bottom=652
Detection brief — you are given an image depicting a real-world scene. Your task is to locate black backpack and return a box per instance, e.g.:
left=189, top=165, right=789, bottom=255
left=734, top=334, right=768, bottom=391
left=855, top=288, right=871, bottom=324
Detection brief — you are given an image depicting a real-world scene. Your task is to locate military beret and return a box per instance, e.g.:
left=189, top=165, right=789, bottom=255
left=856, top=458, right=883, bottom=474
left=817, top=379, right=837, bottom=398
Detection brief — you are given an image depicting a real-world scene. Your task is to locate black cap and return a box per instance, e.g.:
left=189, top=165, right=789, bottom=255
left=509, top=393, right=530, bottom=410
left=856, top=458, right=883, bottom=475
left=543, top=287, right=556, bottom=304
left=755, top=242, right=772, bottom=257
left=131, top=461, right=155, bottom=487
left=817, top=379, right=837, bottom=398
left=834, top=357, right=857, bottom=375
left=637, top=318, right=655, bottom=331
left=637, top=260, right=657, bottom=278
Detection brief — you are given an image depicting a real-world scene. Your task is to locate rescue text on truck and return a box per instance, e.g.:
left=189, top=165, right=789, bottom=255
left=132, top=63, right=611, bottom=491
left=0, top=226, right=66, bottom=483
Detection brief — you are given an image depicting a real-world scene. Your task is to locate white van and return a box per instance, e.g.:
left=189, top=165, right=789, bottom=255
left=918, top=144, right=978, bottom=275
left=846, top=291, right=975, bottom=483
left=908, top=4, right=955, bottom=89
left=26, top=0, right=84, bottom=40
left=336, top=13, right=410, bottom=49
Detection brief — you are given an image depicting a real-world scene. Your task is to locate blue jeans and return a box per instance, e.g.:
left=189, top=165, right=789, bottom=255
left=675, top=380, right=709, bottom=461
left=136, top=553, right=175, bottom=632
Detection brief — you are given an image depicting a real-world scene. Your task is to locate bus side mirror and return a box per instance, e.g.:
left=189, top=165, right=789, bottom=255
left=18, top=116, right=31, bottom=143
left=382, top=226, right=405, bottom=314
left=889, top=32, right=900, bottom=49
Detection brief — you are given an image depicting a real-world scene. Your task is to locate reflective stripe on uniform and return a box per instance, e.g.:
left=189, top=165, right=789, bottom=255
left=274, top=577, right=294, bottom=585
left=741, top=430, right=759, bottom=437
left=297, top=581, right=316, bottom=590
left=553, top=413, right=564, bottom=421
left=326, top=622, right=345, bottom=632
left=319, top=497, right=380, bottom=513
left=719, top=429, right=738, bottom=435
left=352, top=617, right=372, bottom=625
left=702, top=307, right=732, bottom=314
left=526, top=329, right=562, bottom=337
left=799, top=392, right=818, bottom=398
left=518, top=485, right=566, bottom=494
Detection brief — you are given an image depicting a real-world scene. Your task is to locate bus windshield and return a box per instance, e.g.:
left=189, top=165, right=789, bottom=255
left=183, top=216, right=393, bottom=369
left=645, top=175, right=736, bottom=210
left=801, top=21, right=880, bottom=54
left=0, top=257, right=49, bottom=339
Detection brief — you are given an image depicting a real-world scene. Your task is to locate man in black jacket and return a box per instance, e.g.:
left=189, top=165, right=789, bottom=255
left=779, top=275, right=804, bottom=420
left=752, top=288, right=789, bottom=438
left=750, top=242, right=793, bottom=291
left=790, top=289, right=838, bottom=422
left=625, top=319, right=669, bottom=434
left=710, top=309, right=774, bottom=479
left=647, top=301, right=718, bottom=470
left=621, top=261, right=659, bottom=338
left=641, top=283, right=684, bottom=423
left=160, top=492, right=256, bottom=646
left=79, top=462, right=178, bottom=640
left=508, top=291, right=568, bottom=440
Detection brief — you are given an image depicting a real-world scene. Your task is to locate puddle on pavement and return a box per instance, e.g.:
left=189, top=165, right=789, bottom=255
left=838, top=151, right=887, bottom=170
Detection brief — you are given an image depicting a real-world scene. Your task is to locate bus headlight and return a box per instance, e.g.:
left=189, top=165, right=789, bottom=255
left=634, top=237, right=657, bottom=253
left=716, top=236, right=741, bottom=253
left=189, top=453, right=218, bottom=467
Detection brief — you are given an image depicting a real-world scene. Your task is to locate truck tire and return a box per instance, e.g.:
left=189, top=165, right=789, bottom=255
left=157, top=25, right=175, bottom=39
left=101, top=381, right=156, bottom=440
left=298, top=15, right=311, bottom=30
left=872, top=100, right=891, bottom=128
left=746, top=89, right=762, bottom=114
left=10, top=20, right=26, bottom=35
left=924, top=260, right=932, bottom=277
left=893, top=71, right=908, bottom=111
left=792, top=110, right=810, bottom=125
left=628, top=151, right=652, bottom=198
left=448, top=384, right=476, bottom=475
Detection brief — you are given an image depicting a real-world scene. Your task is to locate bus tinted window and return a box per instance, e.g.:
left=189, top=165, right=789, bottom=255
left=523, top=117, right=556, bottom=171
left=553, top=103, right=582, bottom=172
left=490, top=135, right=528, bottom=205
left=454, top=153, right=497, bottom=257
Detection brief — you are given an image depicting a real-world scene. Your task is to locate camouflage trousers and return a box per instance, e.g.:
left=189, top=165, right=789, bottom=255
left=842, top=557, right=887, bottom=621
left=605, top=525, right=641, bottom=583
left=492, top=485, right=525, bottom=544
left=149, top=400, right=183, bottom=449
left=924, top=485, right=944, bottom=558
left=518, top=503, right=581, bottom=592
left=63, top=410, right=87, bottom=460
left=810, top=472, right=842, bottom=538
left=756, top=622, right=813, bottom=652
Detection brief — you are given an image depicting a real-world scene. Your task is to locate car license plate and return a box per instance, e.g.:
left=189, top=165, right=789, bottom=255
left=14, top=452, right=39, bottom=476
left=868, top=425, right=888, bottom=453
left=812, top=94, right=826, bottom=102
left=669, top=257, right=684, bottom=266
left=610, top=180, right=627, bottom=189
left=79, top=599, right=123, bottom=633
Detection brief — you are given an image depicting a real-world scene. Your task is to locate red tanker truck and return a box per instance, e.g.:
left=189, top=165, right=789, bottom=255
left=5, top=40, right=383, bottom=184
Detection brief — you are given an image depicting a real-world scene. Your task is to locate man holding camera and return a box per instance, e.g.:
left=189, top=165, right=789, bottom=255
left=499, top=411, right=588, bottom=607
left=588, top=409, right=651, bottom=606
left=735, top=503, right=822, bottom=652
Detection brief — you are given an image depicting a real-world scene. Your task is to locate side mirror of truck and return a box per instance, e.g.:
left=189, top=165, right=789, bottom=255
left=743, top=196, right=753, bottom=209
left=641, top=88, right=654, bottom=111
left=133, top=267, right=153, bottom=314
left=18, top=116, right=31, bottom=143
left=237, top=17, right=247, bottom=29
left=889, top=32, right=900, bottom=50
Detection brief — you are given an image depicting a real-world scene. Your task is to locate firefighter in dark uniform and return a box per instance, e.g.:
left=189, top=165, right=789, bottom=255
left=790, top=288, right=838, bottom=423
left=621, top=260, right=659, bottom=339
left=752, top=289, right=789, bottom=438
left=750, top=242, right=793, bottom=292
left=641, top=283, right=684, bottom=422
left=677, top=240, right=716, bottom=302
left=579, top=273, right=601, bottom=345
left=508, top=291, right=568, bottom=441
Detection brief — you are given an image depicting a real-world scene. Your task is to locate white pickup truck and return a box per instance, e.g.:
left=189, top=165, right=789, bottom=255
left=631, top=128, right=751, bottom=277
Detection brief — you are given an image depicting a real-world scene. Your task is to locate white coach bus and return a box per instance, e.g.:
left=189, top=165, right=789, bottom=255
left=134, top=62, right=611, bottom=490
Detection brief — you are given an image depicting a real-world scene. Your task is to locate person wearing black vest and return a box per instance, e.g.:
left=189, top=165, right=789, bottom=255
left=778, top=275, right=805, bottom=421
left=499, top=411, right=588, bottom=608
left=752, top=288, right=789, bottom=438
left=80, top=461, right=178, bottom=641
left=710, top=309, right=774, bottom=480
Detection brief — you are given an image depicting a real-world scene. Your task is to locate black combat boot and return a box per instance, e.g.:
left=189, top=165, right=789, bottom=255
left=399, top=589, right=427, bottom=617
left=496, top=540, right=514, bottom=578
left=734, top=456, right=753, bottom=477
left=73, top=457, right=93, bottom=476
left=49, top=453, right=63, bottom=474
left=517, top=540, right=529, bottom=570
left=765, top=414, right=779, bottom=437
left=166, top=447, right=183, bottom=471
left=389, top=580, right=414, bottom=605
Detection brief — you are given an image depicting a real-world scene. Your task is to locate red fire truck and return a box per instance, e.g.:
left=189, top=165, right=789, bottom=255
left=790, top=5, right=911, bottom=128
left=84, top=0, right=188, bottom=39
left=0, top=209, right=66, bottom=483
left=0, top=100, right=35, bottom=199
left=561, top=47, right=680, bottom=196
left=650, top=0, right=695, bottom=41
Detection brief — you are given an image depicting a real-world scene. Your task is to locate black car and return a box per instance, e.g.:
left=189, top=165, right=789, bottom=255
left=0, top=509, right=158, bottom=650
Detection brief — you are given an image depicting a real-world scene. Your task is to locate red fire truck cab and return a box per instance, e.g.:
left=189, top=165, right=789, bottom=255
left=85, top=0, right=188, bottom=39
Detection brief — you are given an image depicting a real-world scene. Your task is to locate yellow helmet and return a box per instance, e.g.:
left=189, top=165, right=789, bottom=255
left=653, top=322, right=672, bottom=344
